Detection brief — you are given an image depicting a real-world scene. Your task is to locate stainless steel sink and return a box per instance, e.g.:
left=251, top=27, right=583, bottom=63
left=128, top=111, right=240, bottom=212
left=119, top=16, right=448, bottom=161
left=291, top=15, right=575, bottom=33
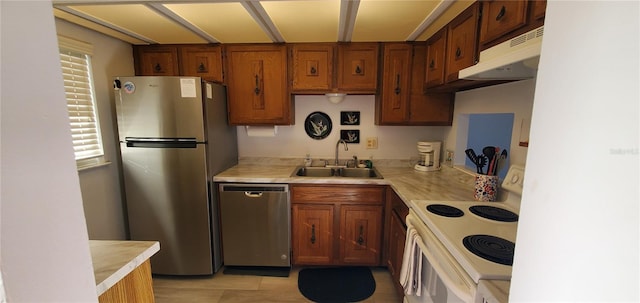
left=291, top=166, right=383, bottom=179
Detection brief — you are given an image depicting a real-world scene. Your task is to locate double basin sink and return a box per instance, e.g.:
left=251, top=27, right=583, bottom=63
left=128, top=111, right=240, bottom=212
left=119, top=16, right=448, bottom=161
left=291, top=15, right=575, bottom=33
left=291, top=166, right=383, bottom=179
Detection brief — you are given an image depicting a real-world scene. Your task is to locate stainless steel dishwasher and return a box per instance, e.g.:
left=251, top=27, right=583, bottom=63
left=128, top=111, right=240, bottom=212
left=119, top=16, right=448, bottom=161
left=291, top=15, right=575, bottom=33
left=219, top=184, right=290, bottom=267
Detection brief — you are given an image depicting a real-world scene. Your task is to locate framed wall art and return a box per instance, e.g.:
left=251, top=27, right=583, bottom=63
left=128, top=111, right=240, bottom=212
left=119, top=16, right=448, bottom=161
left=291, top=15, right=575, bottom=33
left=340, top=130, right=360, bottom=143
left=340, top=111, right=360, bottom=125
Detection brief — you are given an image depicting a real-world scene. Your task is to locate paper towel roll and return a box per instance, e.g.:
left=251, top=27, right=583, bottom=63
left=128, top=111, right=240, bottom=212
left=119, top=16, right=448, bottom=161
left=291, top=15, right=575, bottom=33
left=245, top=125, right=277, bottom=137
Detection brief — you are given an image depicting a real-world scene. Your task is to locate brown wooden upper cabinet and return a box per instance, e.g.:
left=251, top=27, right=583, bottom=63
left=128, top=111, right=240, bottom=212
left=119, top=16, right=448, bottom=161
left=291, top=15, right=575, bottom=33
left=133, top=45, right=179, bottom=76
left=290, top=44, right=334, bottom=92
left=424, top=2, right=480, bottom=88
left=336, top=43, right=379, bottom=93
left=479, top=0, right=547, bottom=50
left=377, top=43, right=454, bottom=126
left=479, top=0, right=529, bottom=47
left=290, top=43, right=379, bottom=94
left=224, top=44, right=292, bottom=125
left=134, top=44, right=224, bottom=82
left=178, top=45, right=223, bottom=83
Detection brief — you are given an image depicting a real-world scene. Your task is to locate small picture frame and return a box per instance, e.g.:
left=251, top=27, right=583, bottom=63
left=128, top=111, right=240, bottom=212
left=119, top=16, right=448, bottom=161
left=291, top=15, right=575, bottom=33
left=340, top=111, right=360, bottom=125
left=340, top=130, right=360, bottom=143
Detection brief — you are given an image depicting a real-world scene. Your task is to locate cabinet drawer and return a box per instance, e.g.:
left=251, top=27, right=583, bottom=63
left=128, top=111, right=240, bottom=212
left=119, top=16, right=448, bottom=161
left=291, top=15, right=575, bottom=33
left=291, top=185, right=384, bottom=205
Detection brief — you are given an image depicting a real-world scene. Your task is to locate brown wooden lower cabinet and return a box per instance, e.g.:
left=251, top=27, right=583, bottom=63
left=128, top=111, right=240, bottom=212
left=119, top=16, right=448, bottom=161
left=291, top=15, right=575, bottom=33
left=383, top=189, right=410, bottom=297
left=291, top=184, right=384, bottom=266
left=98, top=259, right=155, bottom=303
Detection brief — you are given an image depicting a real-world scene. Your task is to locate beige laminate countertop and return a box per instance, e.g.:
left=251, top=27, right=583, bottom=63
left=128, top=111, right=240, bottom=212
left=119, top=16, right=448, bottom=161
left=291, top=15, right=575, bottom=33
left=89, top=240, right=160, bottom=296
left=214, top=164, right=477, bottom=206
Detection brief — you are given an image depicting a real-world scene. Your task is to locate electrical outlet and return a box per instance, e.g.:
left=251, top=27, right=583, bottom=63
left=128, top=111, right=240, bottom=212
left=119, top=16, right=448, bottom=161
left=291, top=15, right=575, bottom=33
left=366, top=137, right=378, bottom=149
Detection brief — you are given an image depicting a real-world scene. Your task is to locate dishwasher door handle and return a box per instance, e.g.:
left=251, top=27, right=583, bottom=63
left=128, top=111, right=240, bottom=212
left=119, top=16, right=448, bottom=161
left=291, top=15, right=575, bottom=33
left=244, top=191, right=264, bottom=198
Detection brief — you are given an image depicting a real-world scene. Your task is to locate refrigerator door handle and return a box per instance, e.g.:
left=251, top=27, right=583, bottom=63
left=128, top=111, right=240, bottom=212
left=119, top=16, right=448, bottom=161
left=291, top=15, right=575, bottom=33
left=124, top=137, right=199, bottom=148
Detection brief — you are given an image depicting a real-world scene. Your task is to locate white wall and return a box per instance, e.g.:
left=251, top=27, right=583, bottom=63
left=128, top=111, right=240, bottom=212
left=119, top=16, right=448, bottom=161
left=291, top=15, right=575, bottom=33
left=237, top=95, right=447, bottom=162
left=55, top=19, right=134, bottom=240
left=1, top=1, right=97, bottom=302
left=510, top=1, right=639, bottom=301
left=444, top=79, right=536, bottom=168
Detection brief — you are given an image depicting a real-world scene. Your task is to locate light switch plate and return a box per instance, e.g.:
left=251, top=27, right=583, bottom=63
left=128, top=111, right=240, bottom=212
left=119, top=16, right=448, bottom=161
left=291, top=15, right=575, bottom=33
left=366, top=137, right=378, bottom=149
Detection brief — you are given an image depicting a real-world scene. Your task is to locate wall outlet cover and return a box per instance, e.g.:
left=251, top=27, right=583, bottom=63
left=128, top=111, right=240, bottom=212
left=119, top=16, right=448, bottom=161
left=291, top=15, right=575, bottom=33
left=366, top=137, right=378, bottom=149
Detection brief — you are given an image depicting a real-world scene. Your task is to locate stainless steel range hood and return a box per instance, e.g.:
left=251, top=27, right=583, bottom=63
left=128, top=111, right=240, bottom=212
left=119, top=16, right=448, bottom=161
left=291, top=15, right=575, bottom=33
left=459, top=26, right=544, bottom=80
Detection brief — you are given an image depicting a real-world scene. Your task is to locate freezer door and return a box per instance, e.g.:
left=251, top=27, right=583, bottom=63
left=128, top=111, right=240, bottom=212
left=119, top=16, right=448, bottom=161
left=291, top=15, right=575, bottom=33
left=115, top=76, right=205, bottom=141
left=121, top=142, right=213, bottom=275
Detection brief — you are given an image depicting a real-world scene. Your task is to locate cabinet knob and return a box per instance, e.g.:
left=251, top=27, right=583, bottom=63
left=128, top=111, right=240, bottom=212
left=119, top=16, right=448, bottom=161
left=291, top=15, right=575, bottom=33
left=154, top=63, right=162, bottom=72
left=310, top=224, right=316, bottom=244
left=394, top=74, right=401, bottom=95
left=496, top=5, right=506, bottom=21
left=455, top=47, right=461, bottom=59
left=357, top=225, right=365, bottom=246
left=355, top=65, right=362, bottom=74
left=429, top=59, right=435, bottom=69
left=198, top=62, right=206, bottom=72
left=310, top=66, right=317, bottom=75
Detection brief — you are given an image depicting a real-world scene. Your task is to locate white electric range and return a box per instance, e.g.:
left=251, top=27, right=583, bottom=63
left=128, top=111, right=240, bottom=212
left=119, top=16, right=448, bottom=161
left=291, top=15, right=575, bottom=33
left=404, top=165, right=524, bottom=303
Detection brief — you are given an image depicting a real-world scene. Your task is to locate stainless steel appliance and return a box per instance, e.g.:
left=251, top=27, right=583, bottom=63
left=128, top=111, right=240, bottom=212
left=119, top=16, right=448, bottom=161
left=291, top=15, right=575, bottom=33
left=219, top=184, right=290, bottom=267
left=401, top=165, right=524, bottom=303
left=114, top=76, right=237, bottom=275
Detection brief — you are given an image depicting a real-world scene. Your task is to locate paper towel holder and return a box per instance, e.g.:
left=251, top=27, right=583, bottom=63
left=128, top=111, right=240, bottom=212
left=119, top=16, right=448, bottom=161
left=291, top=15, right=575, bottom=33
left=325, top=93, right=346, bottom=104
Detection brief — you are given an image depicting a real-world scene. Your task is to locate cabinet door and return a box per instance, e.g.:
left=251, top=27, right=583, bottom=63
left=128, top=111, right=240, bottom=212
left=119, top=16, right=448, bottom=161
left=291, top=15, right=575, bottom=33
left=445, top=3, right=480, bottom=83
left=336, top=43, right=379, bottom=93
left=291, top=44, right=334, bottom=92
left=530, top=0, right=547, bottom=21
left=292, top=204, right=334, bottom=265
left=424, top=28, right=447, bottom=88
left=339, top=205, right=382, bottom=265
left=378, top=43, right=412, bottom=124
left=479, top=0, right=528, bottom=46
left=410, top=44, right=454, bottom=125
left=134, top=45, right=179, bottom=76
left=387, top=212, right=407, bottom=286
left=179, top=45, right=223, bottom=82
left=225, top=45, right=291, bottom=125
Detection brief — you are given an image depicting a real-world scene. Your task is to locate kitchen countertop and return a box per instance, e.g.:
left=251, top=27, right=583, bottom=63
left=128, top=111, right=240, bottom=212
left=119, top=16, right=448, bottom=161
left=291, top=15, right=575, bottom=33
left=89, top=240, right=160, bottom=296
left=214, top=161, right=478, bottom=206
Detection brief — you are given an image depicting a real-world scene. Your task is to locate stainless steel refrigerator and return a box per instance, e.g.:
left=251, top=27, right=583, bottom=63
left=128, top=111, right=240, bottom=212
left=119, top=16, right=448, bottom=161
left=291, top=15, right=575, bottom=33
left=114, top=76, right=237, bottom=275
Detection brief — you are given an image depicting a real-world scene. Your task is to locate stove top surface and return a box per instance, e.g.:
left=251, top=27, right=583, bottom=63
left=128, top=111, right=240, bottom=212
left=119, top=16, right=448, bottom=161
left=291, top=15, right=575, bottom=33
left=410, top=199, right=519, bottom=283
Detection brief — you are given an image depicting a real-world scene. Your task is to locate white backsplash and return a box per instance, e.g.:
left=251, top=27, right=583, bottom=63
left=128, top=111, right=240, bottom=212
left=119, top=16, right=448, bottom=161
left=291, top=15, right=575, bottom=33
left=236, top=95, right=447, bottom=162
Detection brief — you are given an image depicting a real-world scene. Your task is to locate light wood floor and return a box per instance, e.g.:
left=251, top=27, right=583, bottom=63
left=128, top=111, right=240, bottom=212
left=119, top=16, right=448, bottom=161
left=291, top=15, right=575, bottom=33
left=153, top=266, right=403, bottom=303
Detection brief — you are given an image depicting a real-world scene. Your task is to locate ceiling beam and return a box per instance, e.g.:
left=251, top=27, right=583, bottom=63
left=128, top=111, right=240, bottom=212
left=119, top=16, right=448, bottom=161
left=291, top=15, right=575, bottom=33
left=405, top=0, right=454, bottom=41
left=241, top=1, right=285, bottom=43
left=53, top=5, right=158, bottom=44
left=146, top=3, right=220, bottom=43
left=338, top=0, right=359, bottom=42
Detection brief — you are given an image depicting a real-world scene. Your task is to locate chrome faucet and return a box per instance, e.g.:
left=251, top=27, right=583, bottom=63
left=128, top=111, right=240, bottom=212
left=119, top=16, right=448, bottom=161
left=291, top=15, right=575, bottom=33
left=335, top=139, right=348, bottom=166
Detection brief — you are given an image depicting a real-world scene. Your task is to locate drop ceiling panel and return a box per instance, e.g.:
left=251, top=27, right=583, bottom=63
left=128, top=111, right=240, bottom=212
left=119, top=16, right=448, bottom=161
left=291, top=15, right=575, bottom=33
left=352, top=0, right=438, bottom=42
left=261, top=0, right=340, bottom=42
left=67, top=4, right=207, bottom=44
left=164, top=3, right=272, bottom=44
left=54, top=8, right=148, bottom=45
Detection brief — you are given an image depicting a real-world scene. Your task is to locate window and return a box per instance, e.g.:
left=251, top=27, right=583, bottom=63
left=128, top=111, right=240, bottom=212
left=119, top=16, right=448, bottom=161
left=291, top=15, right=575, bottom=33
left=58, top=36, right=105, bottom=169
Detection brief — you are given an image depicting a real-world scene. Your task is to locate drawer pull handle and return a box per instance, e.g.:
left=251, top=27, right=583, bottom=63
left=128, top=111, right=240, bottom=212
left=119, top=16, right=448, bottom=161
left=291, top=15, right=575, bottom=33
left=310, top=224, right=316, bottom=244
left=496, top=6, right=506, bottom=21
left=394, top=74, right=401, bottom=95
left=254, top=75, right=261, bottom=95
left=429, top=59, right=435, bottom=69
left=357, top=225, right=365, bottom=246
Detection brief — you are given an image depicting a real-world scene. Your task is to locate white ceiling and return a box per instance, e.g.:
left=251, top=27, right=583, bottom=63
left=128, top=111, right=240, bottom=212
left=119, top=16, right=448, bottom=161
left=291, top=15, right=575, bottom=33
left=53, top=0, right=476, bottom=45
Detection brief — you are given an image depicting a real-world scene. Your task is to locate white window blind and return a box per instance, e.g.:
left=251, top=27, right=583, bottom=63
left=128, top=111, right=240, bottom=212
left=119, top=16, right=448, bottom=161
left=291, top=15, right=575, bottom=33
left=58, top=36, right=104, bottom=164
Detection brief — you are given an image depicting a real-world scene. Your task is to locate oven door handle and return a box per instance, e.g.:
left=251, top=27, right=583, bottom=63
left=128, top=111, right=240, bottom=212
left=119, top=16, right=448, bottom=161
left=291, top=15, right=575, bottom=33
left=407, top=212, right=475, bottom=302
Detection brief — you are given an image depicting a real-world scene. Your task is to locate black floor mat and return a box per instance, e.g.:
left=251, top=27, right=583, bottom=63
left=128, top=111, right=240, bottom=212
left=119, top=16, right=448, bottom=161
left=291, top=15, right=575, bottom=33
left=223, top=266, right=290, bottom=277
left=298, top=267, right=376, bottom=303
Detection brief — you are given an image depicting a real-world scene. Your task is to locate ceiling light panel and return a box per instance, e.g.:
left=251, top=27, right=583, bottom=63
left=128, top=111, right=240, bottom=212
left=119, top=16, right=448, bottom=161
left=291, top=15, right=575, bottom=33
left=352, top=0, right=437, bottom=42
left=67, top=4, right=207, bottom=44
left=164, top=3, right=272, bottom=43
left=261, top=0, right=340, bottom=42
